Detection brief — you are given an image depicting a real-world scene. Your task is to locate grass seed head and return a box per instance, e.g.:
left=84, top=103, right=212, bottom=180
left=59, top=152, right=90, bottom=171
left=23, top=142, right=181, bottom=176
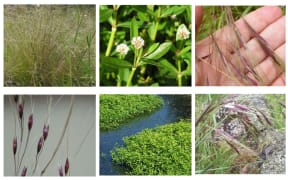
left=28, top=114, right=33, bottom=131
left=18, top=104, right=23, bottom=120
left=13, top=137, right=17, bottom=155
left=43, top=124, right=49, bottom=141
left=65, top=158, right=69, bottom=175
left=21, top=166, right=27, bottom=176
left=59, top=166, right=64, bottom=176
left=37, top=137, right=44, bottom=154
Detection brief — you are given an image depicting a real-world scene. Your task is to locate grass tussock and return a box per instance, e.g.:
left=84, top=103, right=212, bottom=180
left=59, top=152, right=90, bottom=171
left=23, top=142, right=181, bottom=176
left=4, top=5, right=95, bottom=86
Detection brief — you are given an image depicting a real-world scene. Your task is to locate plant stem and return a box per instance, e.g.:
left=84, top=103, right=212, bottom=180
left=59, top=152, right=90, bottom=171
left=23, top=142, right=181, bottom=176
left=105, top=26, right=116, bottom=57
left=13, top=155, right=16, bottom=176
left=151, top=7, right=161, bottom=41
left=177, top=59, right=182, bottom=86
left=126, top=67, right=136, bottom=87
left=40, top=96, right=75, bottom=176
left=18, top=131, right=31, bottom=173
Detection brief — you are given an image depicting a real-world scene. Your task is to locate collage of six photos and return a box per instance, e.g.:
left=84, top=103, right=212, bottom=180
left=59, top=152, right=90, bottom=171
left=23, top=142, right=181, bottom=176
left=1, top=1, right=287, bottom=177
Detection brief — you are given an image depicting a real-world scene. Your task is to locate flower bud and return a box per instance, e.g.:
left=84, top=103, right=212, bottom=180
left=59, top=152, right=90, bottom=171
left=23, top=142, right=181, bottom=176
left=37, top=137, right=44, bottom=154
left=18, top=104, right=23, bottom=120
left=28, top=114, right=33, bottom=131
left=43, top=125, right=49, bottom=141
left=13, top=137, right=17, bottom=155
left=21, top=166, right=27, bottom=176
left=14, top=95, right=19, bottom=104
left=59, top=166, right=64, bottom=176
left=64, top=158, right=69, bottom=175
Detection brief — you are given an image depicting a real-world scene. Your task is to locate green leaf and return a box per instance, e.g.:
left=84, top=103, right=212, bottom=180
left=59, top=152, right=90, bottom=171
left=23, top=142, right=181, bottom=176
left=181, top=59, right=191, bottom=76
left=147, top=22, right=156, bottom=40
left=100, top=54, right=132, bottom=69
left=132, top=6, right=156, bottom=18
left=185, top=6, right=192, bottom=24
left=143, top=43, right=159, bottom=56
left=143, top=42, right=172, bottom=60
left=158, top=59, right=178, bottom=77
left=100, top=8, right=113, bottom=23
left=130, top=17, right=138, bottom=40
left=119, top=68, right=130, bottom=82
left=179, top=46, right=191, bottom=56
left=160, top=6, right=186, bottom=18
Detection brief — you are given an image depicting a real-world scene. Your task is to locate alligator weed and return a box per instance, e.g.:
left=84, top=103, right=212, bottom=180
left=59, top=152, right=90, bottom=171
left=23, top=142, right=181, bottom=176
left=195, top=94, right=285, bottom=174
left=4, top=5, right=96, bottom=86
left=100, top=5, right=191, bottom=86
left=196, top=6, right=285, bottom=86
left=4, top=95, right=96, bottom=176
left=111, top=120, right=191, bottom=175
left=100, top=95, right=163, bottom=130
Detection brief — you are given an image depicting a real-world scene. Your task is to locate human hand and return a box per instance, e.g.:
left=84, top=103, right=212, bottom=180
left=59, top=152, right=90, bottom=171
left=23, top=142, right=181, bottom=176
left=196, top=6, right=285, bottom=86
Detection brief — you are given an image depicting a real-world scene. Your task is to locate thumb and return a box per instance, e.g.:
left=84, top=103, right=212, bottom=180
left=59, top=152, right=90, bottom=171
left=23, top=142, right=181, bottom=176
left=195, top=6, right=203, bottom=32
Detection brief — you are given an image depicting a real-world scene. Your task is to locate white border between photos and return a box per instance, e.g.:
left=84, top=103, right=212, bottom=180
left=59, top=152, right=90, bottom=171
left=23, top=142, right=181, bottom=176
left=0, top=0, right=287, bottom=179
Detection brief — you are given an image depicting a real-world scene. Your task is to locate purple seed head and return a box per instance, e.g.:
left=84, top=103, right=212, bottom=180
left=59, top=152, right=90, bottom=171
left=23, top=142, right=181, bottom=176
left=64, top=158, right=69, bottom=175
left=43, top=125, right=49, bottom=141
left=21, top=166, right=27, bottom=176
left=14, top=95, right=19, bottom=104
left=28, top=114, right=33, bottom=131
left=59, top=166, right=64, bottom=176
left=37, top=137, right=44, bottom=154
left=13, top=137, right=17, bottom=155
left=18, top=104, right=23, bottom=120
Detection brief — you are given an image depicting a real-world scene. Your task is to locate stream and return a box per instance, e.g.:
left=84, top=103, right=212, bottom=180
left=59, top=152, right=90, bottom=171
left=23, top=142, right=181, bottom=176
left=100, top=95, right=191, bottom=175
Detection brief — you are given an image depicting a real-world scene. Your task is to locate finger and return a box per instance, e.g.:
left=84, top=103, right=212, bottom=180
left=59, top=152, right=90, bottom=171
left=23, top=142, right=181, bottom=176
left=246, top=43, right=285, bottom=85
left=196, top=6, right=283, bottom=58
left=271, top=73, right=285, bottom=85
left=196, top=6, right=203, bottom=32
left=230, top=16, right=285, bottom=73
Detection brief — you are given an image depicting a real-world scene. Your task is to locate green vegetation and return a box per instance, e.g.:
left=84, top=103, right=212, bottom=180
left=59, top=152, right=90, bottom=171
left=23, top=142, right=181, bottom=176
left=100, top=95, right=163, bottom=130
left=197, top=6, right=285, bottom=41
left=100, top=5, right=191, bottom=86
left=264, top=94, right=285, bottom=130
left=4, top=5, right=95, bottom=86
left=195, top=94, right=285, bottom=174
left=111, top=120, right=191, bottom=175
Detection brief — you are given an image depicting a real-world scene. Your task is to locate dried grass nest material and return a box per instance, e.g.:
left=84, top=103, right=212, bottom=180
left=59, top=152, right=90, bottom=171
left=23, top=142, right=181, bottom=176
left=213, top=95, right=285, bottom=174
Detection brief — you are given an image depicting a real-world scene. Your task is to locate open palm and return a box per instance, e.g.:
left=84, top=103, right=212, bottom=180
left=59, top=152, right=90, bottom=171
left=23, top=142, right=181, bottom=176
left=196, top=6, right=285, bottom=86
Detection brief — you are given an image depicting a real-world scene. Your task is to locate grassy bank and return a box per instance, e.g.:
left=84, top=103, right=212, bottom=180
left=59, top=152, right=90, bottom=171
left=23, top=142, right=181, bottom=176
left=100, top=95, right=163, bottom=130
left=4, top=5, right=95, bottom=86
left=111, top=120, right=191, bottom=175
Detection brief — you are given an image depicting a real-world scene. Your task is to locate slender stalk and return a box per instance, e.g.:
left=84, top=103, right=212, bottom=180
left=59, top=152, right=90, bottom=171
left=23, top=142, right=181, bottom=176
left=177, top=59, right=182, bottom=86
left=105, top=6, right=118, bottom=56
left=151, top=7, right=161, bottom=41
left=126, top=48, right=143, bottom=86
left=40, top=96, right=75, bottom=176
left=126, top=67, right=137, bottom=87
left=18, top=131, right=31, bottom=172
left=105, top=26, right=117, bottom=56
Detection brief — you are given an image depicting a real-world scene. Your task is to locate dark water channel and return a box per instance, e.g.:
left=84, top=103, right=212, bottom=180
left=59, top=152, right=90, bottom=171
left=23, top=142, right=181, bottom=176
left=100, top=95, right=191, bottom=175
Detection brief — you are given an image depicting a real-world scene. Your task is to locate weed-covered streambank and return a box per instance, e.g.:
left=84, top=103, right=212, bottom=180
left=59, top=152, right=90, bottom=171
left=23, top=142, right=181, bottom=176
left=111, top=120, right=191, bottom=175
left=4, top=5, right=95, bottom=86
left=100, top=95, right=163, bottom=130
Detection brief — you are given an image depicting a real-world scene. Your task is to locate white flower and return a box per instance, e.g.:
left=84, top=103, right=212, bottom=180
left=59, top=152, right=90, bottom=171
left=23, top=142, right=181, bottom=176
left=171, top=14, right=177, bottom=20
left=131, top=36, right=145, bottom=49
left=176, top=24, right=190, bottom=40
left=116, top=43, right=129, bottom=55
